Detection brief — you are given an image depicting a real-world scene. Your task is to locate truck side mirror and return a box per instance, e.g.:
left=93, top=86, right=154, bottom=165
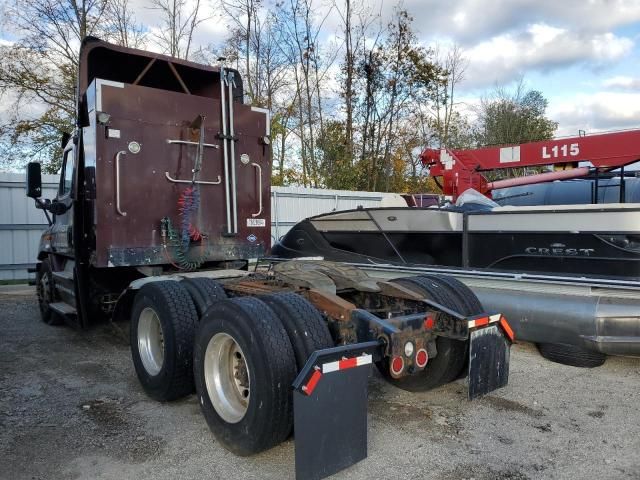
left=26, top=162, right=42, bottom=198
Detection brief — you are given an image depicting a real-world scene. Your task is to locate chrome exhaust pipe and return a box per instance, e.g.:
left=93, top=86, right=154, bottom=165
left=219, top=68, right=232, bottom=235
left=227, top=71, right=238, bottom=234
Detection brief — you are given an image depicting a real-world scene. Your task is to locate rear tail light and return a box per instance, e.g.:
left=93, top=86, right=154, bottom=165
left=415, top=349, right=428, bottom=368
left=390, top=356, right=404, bottom=376
left=424, top=315, right=435, bottom=329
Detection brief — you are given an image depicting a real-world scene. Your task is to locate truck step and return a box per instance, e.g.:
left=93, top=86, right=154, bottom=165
left=52, top=271, right=74, bottom=283
left=49, top=302, right=77, bottom=317
left=52, top=270, right=77, bottom=303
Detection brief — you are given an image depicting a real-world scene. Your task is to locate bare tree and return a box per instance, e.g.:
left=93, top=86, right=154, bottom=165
left=335, top=0, right=380, bottom=164
left=219, top=0, right=262, bottom=101
left=432, top=45, right=467, bottom=148
left=105, top=0, right=147, bottom=48
left=275, top=0, right=336, bottom=187
left=150, top=0, right=205, bottom=59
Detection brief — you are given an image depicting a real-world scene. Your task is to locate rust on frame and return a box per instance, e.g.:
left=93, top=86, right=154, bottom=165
left=304, top=289, right=357, bottom=322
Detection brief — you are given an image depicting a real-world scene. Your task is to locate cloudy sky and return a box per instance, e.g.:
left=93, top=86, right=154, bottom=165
left=395, top=0, right=640, bottom=136
left=2, top=0, right=639, bottom=137
left=194, top=0, right=640, bottom=136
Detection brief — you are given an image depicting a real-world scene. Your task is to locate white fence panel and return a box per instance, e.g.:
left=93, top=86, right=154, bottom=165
left=0, top=173, right=403, bottom=280
left=270, top=186, right=404, bottom=243
left=0, top=173, right=59, bottom=281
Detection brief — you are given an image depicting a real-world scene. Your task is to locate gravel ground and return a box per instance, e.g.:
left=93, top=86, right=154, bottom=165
left=1, top=290, right=639, bottom=480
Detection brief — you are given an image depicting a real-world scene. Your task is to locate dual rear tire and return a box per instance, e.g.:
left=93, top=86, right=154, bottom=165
left=194, top=293, right=334, bottom=454
left=130, top=280, right=332, bottom=455
left=130, top=281, right=200, bottom=401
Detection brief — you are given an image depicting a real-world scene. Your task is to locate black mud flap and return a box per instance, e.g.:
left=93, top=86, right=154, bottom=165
left=292, top=341, right=381, bottom=480
left=468, top=324, right=511, bottom=400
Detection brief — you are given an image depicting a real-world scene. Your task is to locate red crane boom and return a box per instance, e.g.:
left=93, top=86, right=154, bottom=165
left=422, top=129, right=640, bottom=201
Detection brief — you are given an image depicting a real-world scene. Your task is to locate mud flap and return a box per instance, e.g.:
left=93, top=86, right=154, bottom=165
left=468, top=324, right=511, bottom=400
left=292, top=341, right=380, bottom=480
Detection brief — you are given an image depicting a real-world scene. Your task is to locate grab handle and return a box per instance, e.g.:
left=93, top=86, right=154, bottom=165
left=164, top=172, right=221, bottom=185
left=251, top=163, right=263, bottom=217
left=115, top=151, right=127, bottom=216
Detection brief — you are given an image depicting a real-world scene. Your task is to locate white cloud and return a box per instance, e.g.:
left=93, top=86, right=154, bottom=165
left=460, top=24, right=634, bottom=89
left=548, top=92, right=640, bottom=135
left=603, top=76, right=640, bottom=90
left=404, top=0, right=640, bottom=45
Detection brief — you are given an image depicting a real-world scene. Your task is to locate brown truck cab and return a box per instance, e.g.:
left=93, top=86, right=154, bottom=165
left=27, top=37, right=270, bottom=327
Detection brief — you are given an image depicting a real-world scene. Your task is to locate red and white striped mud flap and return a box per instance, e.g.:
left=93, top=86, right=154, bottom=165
left=467, top=314, right=512, bottom=400
left=291, top=340, right=381, bottom=480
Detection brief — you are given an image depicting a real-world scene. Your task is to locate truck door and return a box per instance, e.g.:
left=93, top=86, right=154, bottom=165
left=51, top=145, right=75, bottom=257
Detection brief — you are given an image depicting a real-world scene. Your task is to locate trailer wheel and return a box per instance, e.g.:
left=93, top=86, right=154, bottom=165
left=416, top=274, right=483, bottom=315
left=259, top=292, right=334, bottom=370
left=181, top=277, right=227, bottom=318
left=194, top=297, right=297, bottom=455
left=378, top=276, right=471, bottom=391
left=130, top=281, right=198, bottom=401
left=36, top=258, right=62, bottom=326
left=415, top=274, right=486, bottom=379
left=537, top=342, right=606, bottom=368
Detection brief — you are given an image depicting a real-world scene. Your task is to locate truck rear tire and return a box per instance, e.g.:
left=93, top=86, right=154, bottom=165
left=193, top=297, right=297, bottom=456
left=378, top=276, right=472, bottom=392
left=537, top=342, right=606, bottom=368
left=259, top=292, right=334, bottom=370
left=130, top=281, right=199, bottom=401
left=36, top=258, right=62, bottom=326
left=181, top=277, right=227, bottom=317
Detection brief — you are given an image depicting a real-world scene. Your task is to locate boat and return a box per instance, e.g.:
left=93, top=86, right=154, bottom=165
left=271, top=197, right=640, bottom=280
left=274, top=127, right=640, bottom=280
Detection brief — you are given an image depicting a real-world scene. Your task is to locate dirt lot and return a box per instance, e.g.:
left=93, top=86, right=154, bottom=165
left=1, top=289, right=639, bottom=480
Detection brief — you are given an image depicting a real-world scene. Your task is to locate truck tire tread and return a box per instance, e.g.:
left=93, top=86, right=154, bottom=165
left=194, top=297, right=297, bottom=455
left=36, top=258, right=63, bottom=326
left=130, top=281, right=198, bottom=401
left=259, top=292, right=334, bottom=370
left=181, top=277, right=227, bottom=318
left=416, top=274, right=483, bottom=314
left=537, top=342, right=606, bottom=368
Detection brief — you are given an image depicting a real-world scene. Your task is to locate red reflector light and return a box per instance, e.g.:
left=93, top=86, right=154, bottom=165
left=415, top=349, right=428, bottom=368
left=303, top=369, right=323, bottom=396
left=390, top=356, right=404, bottom=375
left=499, top=316, right=515, bottom=342
left=474, top=317, right=489, bottom=327
left=424, top=315, right=434, bottom=329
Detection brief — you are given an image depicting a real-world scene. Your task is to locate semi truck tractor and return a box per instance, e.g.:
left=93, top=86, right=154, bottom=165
left=25, top=38, right=514, bottom=480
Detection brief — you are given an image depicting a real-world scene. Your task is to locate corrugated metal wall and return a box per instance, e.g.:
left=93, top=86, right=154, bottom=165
left=0, top=173, right=402, bottom=280
left=270, top=186, right=403, bottom=243
left=0, top=173, right=59, bottom=281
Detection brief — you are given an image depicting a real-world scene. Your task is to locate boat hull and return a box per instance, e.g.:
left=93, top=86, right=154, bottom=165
left=272, top=205, right=640, bottom=280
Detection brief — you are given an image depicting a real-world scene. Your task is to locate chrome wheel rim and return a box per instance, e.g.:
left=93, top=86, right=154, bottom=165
left=137, top=307, right=165, bottom=376
left=204, top=333, right=250, bottom=423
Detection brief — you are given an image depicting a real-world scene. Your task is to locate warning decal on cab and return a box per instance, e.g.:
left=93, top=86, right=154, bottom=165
left=247, top=218, right=266, bottom=227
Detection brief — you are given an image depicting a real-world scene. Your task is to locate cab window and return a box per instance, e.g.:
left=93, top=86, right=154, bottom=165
left=59, top=150, right=74, bottom=197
